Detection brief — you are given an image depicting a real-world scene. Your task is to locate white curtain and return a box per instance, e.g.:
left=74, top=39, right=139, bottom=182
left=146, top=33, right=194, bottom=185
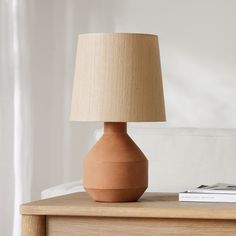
left=0, top=0, right=32, bottom=235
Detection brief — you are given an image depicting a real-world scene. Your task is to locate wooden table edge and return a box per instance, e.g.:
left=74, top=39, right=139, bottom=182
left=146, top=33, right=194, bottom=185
left=20, top=192, right=236, bottom=221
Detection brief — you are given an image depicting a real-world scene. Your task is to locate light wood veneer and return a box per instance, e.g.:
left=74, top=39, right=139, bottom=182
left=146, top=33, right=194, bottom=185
left=21, top=192, right=236, bottom=235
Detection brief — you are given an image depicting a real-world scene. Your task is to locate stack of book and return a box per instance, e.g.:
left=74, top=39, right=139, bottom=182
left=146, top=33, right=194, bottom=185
left=179, top=183, right=236, bottom=203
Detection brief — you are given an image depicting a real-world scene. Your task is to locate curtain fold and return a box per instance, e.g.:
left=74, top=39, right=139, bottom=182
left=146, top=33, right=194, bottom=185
left=0, top=0, right=31, bottom=235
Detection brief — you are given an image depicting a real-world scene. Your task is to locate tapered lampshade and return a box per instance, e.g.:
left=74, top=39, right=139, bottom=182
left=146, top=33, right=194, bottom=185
left=71, top=33, right=165, bottom=122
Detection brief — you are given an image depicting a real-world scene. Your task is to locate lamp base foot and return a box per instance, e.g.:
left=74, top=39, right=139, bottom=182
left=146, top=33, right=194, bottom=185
left=85, top=187, right=147, bottom=202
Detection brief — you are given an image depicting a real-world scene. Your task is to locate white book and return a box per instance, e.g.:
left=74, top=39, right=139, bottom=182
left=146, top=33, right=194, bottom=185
left=179, top=192, right=236, bottom=203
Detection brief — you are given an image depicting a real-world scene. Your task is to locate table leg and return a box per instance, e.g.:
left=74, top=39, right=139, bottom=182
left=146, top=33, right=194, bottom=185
left=22, top=215, right=46, bottom=236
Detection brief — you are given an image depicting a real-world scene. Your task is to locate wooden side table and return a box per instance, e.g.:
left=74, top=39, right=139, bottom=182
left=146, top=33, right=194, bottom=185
left=21, top=192, right=236, bottom=236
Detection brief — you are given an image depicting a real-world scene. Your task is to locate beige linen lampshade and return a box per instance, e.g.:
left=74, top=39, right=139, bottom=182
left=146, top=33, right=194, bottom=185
left=70, top=33, right=165, bottom=122
left=70, top=33, right=166, bottom=203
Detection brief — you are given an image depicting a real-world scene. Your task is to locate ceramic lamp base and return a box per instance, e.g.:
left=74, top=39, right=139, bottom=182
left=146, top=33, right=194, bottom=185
left=83, top=122, right=148, bottom=202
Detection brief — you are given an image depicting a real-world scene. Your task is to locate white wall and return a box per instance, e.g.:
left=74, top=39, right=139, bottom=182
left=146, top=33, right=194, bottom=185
left=27, top=0, right=236, bottom=199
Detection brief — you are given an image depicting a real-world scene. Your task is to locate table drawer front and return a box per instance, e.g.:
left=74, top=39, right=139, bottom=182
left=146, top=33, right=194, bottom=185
left=47, top=216, right=236, bottom=236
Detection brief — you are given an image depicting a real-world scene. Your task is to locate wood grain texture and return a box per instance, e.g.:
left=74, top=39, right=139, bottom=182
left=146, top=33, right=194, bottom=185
left=47, top=216, right=236, bottom=236
left=21, top=192, right=236, bottom=220
left=22, top=215, right=45, bottom=236
left=70, top=33, right=166, bottom=122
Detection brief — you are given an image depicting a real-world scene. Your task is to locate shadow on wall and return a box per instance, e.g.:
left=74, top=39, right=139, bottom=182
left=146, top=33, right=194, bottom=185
left=163, top=47, right=236, bottom=128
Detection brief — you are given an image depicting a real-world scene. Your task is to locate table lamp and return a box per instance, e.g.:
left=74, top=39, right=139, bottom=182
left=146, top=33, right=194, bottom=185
left=70, top=33, right=165, bottom=202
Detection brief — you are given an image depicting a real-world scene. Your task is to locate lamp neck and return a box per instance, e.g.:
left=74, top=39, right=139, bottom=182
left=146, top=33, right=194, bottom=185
left=104, top=122, right=127, bottom=134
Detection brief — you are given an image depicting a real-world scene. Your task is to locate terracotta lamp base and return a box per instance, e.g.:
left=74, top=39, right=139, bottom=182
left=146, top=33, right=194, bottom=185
left=83, top=122, right=148, bottom=202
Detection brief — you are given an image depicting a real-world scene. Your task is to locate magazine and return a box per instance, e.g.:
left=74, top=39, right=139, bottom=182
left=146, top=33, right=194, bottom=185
left=179, top=183, right=236, bottom=203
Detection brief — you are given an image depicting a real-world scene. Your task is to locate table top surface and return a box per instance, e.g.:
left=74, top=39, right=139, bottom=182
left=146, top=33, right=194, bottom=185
left=21, top=192, right=236, bottom=220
